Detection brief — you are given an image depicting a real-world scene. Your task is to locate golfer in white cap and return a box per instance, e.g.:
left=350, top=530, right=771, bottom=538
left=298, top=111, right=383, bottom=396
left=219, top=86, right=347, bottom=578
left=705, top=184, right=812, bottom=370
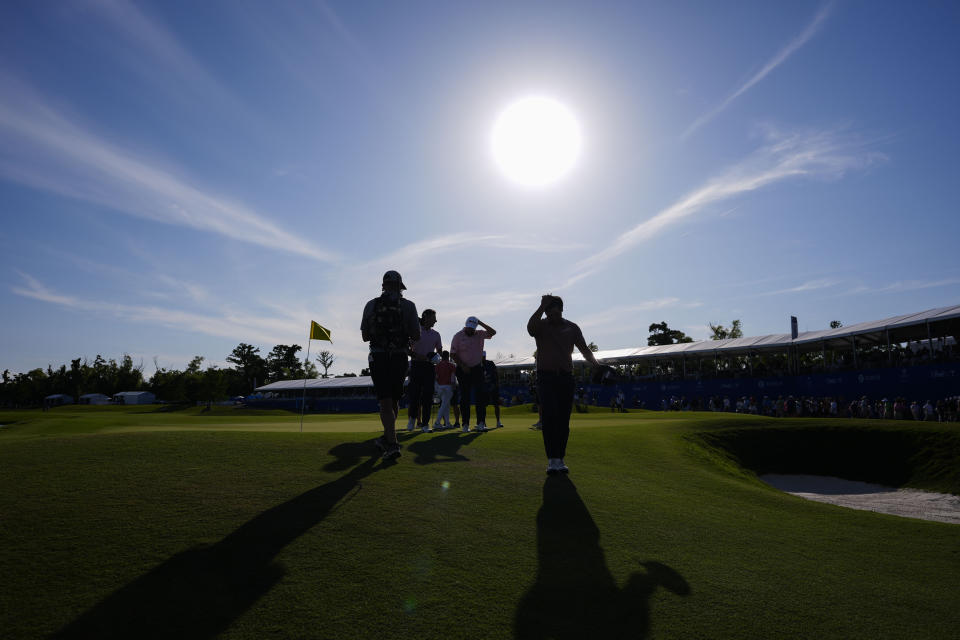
left=450, top=316, right=496, bottom=432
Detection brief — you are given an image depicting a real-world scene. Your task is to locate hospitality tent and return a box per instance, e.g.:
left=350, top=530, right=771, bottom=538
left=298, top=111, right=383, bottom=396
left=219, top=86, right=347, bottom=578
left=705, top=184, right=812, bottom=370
left=79, top=393, right=111, bottom=405
left=114, top=391, right=156, bottom=405
left=252, top=376, right=378, bottom=412
left=255, top=376, right=375, bottom=396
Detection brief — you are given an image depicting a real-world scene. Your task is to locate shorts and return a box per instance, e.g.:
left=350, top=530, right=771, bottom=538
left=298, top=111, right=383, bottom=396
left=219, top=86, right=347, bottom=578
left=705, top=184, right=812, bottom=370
left=369, top=352, right=408, bottom=401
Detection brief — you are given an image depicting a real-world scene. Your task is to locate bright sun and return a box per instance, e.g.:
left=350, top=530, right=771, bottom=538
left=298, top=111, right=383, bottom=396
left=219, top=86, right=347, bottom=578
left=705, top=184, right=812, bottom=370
left=491, top=96, right=581, bottom=188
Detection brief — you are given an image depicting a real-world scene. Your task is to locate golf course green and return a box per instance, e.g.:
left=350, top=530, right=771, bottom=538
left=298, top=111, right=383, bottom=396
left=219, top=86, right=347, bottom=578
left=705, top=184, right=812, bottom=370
left=1, top=405, right=957, bottom=639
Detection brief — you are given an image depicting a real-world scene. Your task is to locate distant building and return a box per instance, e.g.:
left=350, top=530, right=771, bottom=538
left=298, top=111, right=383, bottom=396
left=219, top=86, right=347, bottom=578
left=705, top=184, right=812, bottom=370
left=250, top=376, right=380, bottom=413
left=113, top=391, right=156, bottom=405
left=79, top=393, right=111, bottom=405
left=44, top=394, right=74, bottom=406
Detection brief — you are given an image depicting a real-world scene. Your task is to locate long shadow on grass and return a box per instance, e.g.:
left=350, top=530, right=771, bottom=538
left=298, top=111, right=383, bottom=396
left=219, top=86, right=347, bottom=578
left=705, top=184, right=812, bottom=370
left=54, top=440, right=384, bottom=640
left=405, top=431, right=481, bottom=464
left=514, top=476, right=690, bottom=639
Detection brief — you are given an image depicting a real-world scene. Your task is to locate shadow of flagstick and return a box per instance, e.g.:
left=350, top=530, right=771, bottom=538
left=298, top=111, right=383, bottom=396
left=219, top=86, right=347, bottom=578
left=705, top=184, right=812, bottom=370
left=514, top=476, right=690, bottom=640
left=54, top=444, right=383, bottom=640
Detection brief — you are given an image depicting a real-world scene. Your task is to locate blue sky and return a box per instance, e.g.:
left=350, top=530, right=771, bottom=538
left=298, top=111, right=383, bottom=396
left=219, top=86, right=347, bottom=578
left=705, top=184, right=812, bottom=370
left=1, top=0, right=958, bottom=377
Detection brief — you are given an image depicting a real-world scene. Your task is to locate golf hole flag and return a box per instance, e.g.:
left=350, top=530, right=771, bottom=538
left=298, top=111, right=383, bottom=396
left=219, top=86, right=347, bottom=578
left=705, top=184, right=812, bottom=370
left=300, top=321, right=331, bottom=433
left=309, top=321, right=332, bottom=342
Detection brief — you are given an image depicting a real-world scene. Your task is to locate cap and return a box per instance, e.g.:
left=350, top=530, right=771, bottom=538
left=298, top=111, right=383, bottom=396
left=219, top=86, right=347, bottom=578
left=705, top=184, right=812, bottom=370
left=382, top=270, right=406, bottom=290
left=465, top=316, right=479, bottom=329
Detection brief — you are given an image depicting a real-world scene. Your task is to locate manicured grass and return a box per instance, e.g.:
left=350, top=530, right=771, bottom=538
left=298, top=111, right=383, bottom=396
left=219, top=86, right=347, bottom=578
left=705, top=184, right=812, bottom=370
left=0, top=404, right=381, bottom=438
left=1, top=406, right=958, bottom=639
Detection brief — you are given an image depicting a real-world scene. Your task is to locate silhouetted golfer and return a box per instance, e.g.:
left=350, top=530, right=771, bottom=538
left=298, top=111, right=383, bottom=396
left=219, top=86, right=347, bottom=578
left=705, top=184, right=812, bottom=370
left=527, top=295, right=601, bottom=474
left=361, top=270, right=420, bottom=460
left=451, top=315, right=497, bottom=432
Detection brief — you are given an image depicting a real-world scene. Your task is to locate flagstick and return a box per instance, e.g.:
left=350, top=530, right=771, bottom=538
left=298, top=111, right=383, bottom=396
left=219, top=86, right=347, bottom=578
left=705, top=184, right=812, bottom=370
left=300, top=338, right=312, bottom=433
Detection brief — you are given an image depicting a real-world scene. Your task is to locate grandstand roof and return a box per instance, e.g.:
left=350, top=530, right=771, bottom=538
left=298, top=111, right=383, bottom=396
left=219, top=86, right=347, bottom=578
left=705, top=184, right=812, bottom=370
left=256, top=376, right=374, bottom=392
left=494, top=303, right=960, bottom=369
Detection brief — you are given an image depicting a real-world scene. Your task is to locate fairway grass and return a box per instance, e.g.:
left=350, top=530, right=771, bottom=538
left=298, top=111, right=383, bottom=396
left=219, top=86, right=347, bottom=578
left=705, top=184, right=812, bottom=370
left=1, top=406, right=958, bottom=639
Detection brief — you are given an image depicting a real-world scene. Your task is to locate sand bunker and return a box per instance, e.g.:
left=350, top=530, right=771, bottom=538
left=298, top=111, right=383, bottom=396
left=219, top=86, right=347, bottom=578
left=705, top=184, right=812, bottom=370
left=760, top=474, right=960, bottom=524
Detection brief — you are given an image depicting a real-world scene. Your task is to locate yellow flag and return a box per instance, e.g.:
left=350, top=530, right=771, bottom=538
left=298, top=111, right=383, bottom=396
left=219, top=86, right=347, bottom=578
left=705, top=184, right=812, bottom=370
left=309, top=321, right=332, bottom=342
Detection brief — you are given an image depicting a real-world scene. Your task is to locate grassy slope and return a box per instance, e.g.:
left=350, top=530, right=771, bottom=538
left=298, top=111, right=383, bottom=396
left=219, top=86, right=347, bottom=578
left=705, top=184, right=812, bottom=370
left=1, top=407, right=958, bottom=639
left=689, top=418, right=960, bottom=494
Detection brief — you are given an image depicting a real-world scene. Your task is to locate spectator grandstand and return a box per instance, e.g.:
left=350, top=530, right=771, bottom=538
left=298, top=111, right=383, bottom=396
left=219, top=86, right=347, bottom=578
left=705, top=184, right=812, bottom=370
left=494, top=303, right=959, bottom=409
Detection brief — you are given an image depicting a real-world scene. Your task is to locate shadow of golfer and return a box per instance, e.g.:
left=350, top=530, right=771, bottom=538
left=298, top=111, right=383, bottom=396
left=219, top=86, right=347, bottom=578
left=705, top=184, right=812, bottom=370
left=54, top=441, right=385, bottom=640
left=514, top=476, right=690, bottom=639
left=405, top=431, right=481, bottom=465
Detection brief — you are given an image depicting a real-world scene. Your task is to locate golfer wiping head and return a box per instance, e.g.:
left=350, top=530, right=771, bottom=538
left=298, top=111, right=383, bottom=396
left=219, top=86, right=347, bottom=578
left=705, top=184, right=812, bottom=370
left=527, top=294, right=601, bottom=474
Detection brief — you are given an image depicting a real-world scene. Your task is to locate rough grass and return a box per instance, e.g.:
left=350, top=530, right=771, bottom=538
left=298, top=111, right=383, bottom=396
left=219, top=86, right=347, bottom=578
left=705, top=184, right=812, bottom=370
left=1, top=406, right=958, bottom=639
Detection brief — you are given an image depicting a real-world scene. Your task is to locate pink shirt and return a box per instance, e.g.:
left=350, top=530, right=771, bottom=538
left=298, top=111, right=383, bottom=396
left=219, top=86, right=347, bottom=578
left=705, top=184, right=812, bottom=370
left=435, top=361, right=456, bottom=385
left=411, top=327, right=442, bottom=359
left=528, top=318, right=584, bottom=373
left=450, top=329, right=489, bottom=368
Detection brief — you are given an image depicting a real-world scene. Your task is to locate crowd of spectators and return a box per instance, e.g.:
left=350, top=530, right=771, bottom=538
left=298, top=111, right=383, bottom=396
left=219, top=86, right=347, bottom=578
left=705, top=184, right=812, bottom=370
left=660, top=394, right=960, bottom=422
left=538, top=340, right=960, bottom=383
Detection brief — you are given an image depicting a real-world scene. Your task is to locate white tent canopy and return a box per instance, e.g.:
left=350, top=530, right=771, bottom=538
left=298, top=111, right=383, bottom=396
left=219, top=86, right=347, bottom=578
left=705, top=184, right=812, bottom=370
left=113, top=391, right=156, bottom=404
left=44, top=394, right=74, bottom=404
left=79, top=393, right=111, bottom=405
left=493, top=303, right=960, bottom=370
left=256, top=376, right=374, bottom=392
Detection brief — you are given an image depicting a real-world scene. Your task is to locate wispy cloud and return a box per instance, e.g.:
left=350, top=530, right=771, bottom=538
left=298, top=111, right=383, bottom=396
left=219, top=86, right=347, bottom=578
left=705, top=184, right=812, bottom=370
left=843, top=278, right=960, bottom=296
left=682, top=2, right=833, bottom=140
left=0, top=77, right=338, bottom=263
left=231, top=0, right=387, bottom=104
left=10, top=232, right=583, bottom=375
left=34, top=245, right=214, bottom=305
left=369, top=232, right=582, bottom=270
left=13, top=271, right=79, bottom=308
left=154, top=275, right=211, bottom=304
left=568, top=126, right=884, bottom=286
left=758, top=277, right=842, bottom=297
left=752, top=275, right=960, bottom=301
left=87, top=0, right=263, bottom=127
left=12, top=271, right=303, bottom=347
left=577, top=298, right=703, bottom=331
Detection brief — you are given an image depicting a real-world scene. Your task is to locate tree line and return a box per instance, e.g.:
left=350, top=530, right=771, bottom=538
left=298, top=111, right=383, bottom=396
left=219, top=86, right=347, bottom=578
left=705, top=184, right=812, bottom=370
left=647, top=320, right=743, bottom=345
left=0, top=343, right=344, bottom=408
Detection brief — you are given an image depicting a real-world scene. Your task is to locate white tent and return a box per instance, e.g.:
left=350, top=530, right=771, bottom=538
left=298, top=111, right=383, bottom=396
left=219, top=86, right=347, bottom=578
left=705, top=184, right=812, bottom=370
left=494, top=303, right=960, bottom=370
left=114, top=391, right=156, bottom=405
left=256, top=376, right=374, bottom=393
left=79, top=393, right=111, bottom=405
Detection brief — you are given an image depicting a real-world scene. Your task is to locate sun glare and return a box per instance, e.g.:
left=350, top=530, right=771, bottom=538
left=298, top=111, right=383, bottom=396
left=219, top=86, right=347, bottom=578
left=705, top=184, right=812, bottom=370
left=491, top=96, right=581, bottom=188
